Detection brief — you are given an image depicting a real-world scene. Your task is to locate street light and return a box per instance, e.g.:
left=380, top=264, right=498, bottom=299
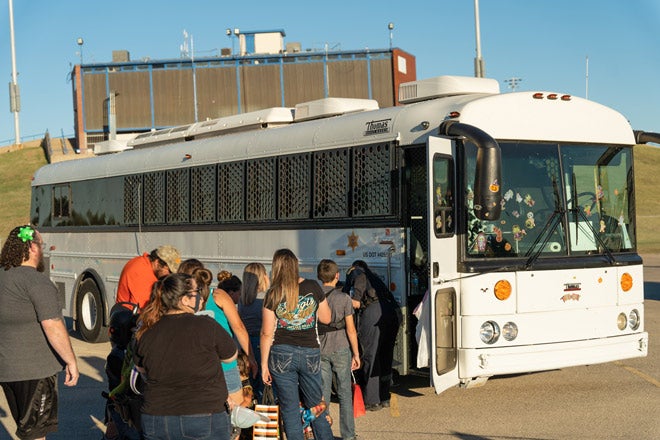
left=504, top=77, right=523, bottom=92
left=226, top=28, right=239, bottom=55
left=77, top=37, right=84, bottom=65
left=388, top=22, right=394, bottom=50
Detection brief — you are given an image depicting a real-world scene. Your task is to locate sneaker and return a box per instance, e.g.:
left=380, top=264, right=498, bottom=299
left=365, top=403, right=382, bottom=411
left=231, top=406, right=270, bottom=428
left=381, top=399, right=390, bottom=408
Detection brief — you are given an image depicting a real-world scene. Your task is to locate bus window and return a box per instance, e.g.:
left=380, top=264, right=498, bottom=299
left=432, top=154, right=454, bottom=237
left=561, top=145, right=634, bottom=252
left=52, top=184, right=71, bottom=219
left=465, top=142, right=565, bottom=258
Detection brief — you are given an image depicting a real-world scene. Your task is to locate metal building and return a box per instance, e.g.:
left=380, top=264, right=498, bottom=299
left=71, top=41, right=416, bottom=151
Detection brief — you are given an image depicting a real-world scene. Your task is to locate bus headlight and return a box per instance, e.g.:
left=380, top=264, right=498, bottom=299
left=628, top=309, right=640, bottom=330
left=617, top=313, right=627, bottom=330
left=479, top=321, right=500, bottom=344
left=502, top=322, right=518, bottom=341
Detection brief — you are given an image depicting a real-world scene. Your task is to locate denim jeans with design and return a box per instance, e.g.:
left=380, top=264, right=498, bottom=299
left=269, top=344, right=334, bottom=440
left=141, top=411, right=231, bottom=440
left=321, top=346, right=356, bottom=440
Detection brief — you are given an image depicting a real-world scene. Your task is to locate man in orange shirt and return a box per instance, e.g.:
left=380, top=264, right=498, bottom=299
left=115, top=245, right=181, bottom=310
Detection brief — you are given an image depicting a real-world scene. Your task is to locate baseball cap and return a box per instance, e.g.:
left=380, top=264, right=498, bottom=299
left=155, top=245, right=181, bottom=272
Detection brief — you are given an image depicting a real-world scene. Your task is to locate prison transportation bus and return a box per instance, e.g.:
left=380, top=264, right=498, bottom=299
left=31, top=75, right=652, bottom=394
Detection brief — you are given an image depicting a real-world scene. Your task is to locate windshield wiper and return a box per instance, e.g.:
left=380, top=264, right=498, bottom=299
left=524, top=177, right=563, bottom=269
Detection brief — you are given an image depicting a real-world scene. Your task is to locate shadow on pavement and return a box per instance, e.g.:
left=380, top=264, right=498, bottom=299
left=644, top=281, right=659, bottom=300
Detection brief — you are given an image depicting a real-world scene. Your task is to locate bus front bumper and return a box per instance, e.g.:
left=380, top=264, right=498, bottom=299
left=458, top=332, right=648, bottom=379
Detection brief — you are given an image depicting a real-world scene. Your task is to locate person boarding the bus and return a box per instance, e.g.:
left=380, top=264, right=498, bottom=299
left=344, top=260, right=400, bottom=411
left=115, top=245, right=181, bottom=310
left=317, top=259, right=360, bottom=440
left=0, top=225, right=80, bottom=440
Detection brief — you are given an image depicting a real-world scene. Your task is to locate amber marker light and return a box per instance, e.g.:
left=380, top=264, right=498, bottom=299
left=448, top=111, right=461, bottom=118
left=532, top=93, right=544, bottom=99
left=561, top=94, right=572, bottom=101
left=620, top=273, right=633, bottom=292
left=547, top=93, right=558, bottom=100
left=494, top=280, right=512, bottom=301
left=390, top=282, right=397, bottom=292
left=335, top=249, right=346, bottom=256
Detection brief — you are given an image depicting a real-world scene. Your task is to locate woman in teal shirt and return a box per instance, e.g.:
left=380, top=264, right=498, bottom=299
left=206, top=283, right=258, bottom=407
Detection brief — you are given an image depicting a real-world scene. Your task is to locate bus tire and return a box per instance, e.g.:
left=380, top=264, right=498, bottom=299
left=76, top=278, right=109, bottom=343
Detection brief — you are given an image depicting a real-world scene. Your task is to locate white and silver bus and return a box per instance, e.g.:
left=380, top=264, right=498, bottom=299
left=31, top=75, right=651, bottom=393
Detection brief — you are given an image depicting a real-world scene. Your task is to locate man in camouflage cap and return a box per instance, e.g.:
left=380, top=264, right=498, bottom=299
left=115, top=245, right=181, bottom=310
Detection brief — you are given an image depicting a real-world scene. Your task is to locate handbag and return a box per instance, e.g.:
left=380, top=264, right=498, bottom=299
left=352, top=372, right=366, bottom=418
left=253, top=384, right=281, bottom=440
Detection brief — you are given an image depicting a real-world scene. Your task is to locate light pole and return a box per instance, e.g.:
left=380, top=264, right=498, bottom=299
left=8, top=0, right=21, bottom=145
left=77, top=37, right=84, bottom=65
left=226, top=28, right=239, bottom=56
left=388, top=22, right=394, bottom=50
left=504, top=77, right=523, bottom=92
left=473, top=0, right=485, bottom=78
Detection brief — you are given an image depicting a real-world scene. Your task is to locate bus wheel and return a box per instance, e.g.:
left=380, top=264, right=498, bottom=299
left=76, top=279, right=109, bottom=343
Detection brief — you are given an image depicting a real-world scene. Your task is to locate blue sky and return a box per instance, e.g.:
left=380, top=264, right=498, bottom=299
left=1, top=0, right=659, bottom=145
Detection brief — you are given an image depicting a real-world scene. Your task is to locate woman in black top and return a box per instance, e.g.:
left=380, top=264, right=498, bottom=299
left=134, top=273, right=237, bottom=440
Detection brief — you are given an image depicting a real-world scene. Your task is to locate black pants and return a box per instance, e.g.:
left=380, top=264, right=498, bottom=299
left=358, top=301, right=400, bottom=406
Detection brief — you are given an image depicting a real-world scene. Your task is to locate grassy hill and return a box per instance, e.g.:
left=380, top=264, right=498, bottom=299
left=1, top=142, right=659, bottom=252
left=0, top=142, right=47, bottom=242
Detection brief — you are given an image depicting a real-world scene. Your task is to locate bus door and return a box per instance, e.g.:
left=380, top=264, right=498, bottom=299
left=427, top=136, right=460, bottom=394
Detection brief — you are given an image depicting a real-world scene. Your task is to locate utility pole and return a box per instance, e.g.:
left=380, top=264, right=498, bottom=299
left=473, top=0, right=485, bottom=78
left=585, top=55, right=589, bottom=99
left=8, top=0, right=21, bottom=145
left=388, top=22, right=394, bottom=50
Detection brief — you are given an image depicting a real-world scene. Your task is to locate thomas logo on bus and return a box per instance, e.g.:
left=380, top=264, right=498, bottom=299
left=365, top=118, right=392, bottom=135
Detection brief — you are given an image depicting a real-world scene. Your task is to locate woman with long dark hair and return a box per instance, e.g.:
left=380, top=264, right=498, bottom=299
left=239, top=262, right=270, bottom=399
left=134, top=273, right=237, bottom=440
left=260, top=249, right=333, bottom=440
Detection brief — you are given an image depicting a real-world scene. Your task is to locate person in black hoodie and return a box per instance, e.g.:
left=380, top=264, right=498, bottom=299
left=343, top=260, right=400, bottom=411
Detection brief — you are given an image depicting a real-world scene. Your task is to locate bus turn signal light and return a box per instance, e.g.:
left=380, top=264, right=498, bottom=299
left=620, top=273, right=633, bottom=292
left=494, top=280, right=512, bottom=301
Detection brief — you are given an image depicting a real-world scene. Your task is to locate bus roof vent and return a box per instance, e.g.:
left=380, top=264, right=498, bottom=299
left=93, top=139, right=132, bottom=155
left=399, top=75, right=500, bottom=104
left=294, top=97, right=379, bottom=122
left=128, top=107, right=294, bottom=148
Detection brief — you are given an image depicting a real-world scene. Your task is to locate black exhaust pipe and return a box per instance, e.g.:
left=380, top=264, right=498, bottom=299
left=439, top=120, right=502, bottom=220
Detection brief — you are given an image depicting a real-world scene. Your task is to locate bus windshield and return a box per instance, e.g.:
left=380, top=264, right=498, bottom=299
left=464, top=142, right=634, bottom=258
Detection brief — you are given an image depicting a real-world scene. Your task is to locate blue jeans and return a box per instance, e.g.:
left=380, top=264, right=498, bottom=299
left=141, top=411, right=231, bottom=440
left=321, top=346, right=356, bottom=440
left=269, top=344, right=333, bottom=440
left=249, top=334, right=264, bottom=401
